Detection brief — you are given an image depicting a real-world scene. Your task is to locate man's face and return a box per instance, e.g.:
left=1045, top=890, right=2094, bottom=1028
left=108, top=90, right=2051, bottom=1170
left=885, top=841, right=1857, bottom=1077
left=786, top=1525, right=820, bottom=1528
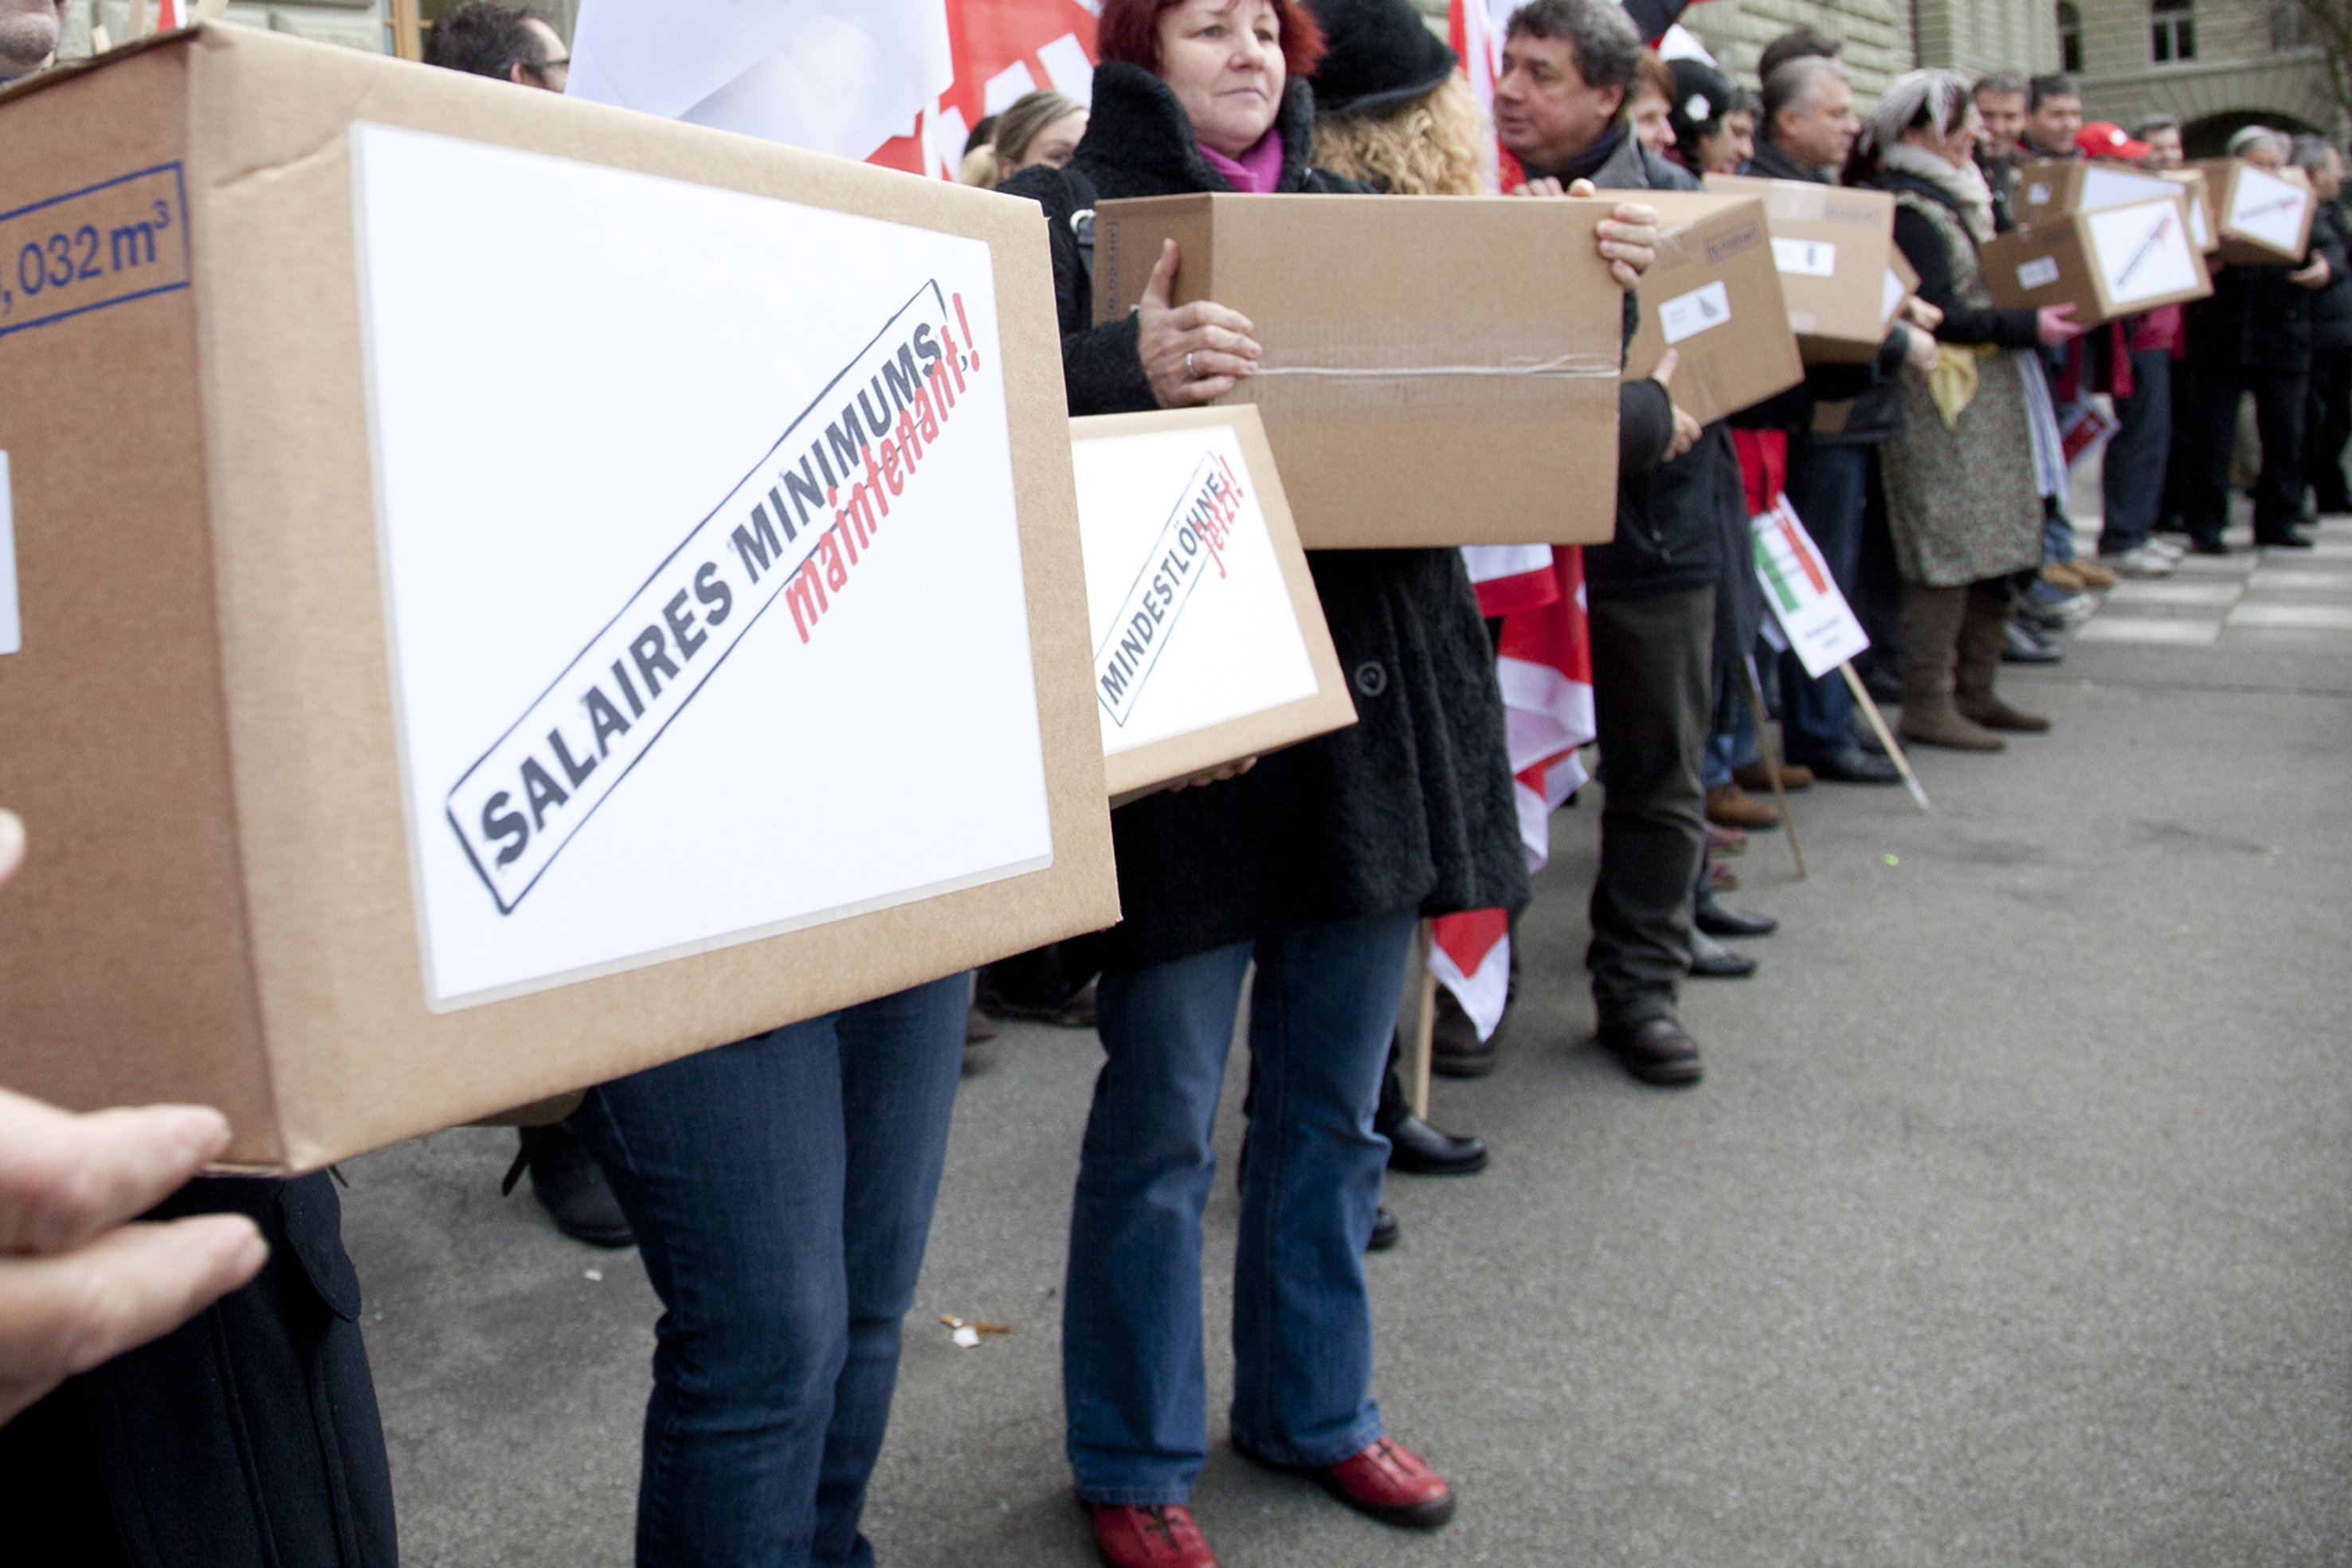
left=1773, top=73, right=1858, bottom=170
left=2024, top=92, right=2083, bottom=156
left=511, top=16, right=568, bottom=92
left=2142, top=125, right=2183, bottom=169
left=0, top=0, right=62, bottom=76
left=1974, top=89, right=2026, bottom=156
left=1492, top=31, right=1625, bottom=171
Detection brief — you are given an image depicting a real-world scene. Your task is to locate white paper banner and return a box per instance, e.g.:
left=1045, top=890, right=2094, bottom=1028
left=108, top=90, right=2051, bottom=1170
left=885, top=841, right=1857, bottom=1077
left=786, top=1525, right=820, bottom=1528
left=1753, top=494, right=1868, bottom=678
left=1072, top=425, right=1319, bottom=755
left=351, top=124, right=1051, bottom=1007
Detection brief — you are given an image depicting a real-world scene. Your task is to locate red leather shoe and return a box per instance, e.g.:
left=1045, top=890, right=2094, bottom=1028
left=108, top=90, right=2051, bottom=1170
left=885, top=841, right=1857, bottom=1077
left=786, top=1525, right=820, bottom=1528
left=1315, top=1437, right=1456, bottom=1529
left=1090, top=1503, right=1217, bottom=1568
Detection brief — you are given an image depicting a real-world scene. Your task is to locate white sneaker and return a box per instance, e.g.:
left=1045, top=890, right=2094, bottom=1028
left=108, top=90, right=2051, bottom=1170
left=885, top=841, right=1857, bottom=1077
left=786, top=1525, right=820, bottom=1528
left=2147, top=538, right=2186, bottom=561
left=2106, top=544, right=2179, bottom=578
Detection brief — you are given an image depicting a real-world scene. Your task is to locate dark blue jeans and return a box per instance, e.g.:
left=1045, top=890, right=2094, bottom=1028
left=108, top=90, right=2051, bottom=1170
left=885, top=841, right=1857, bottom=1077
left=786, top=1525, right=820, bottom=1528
left=1063, top=912, right=1416, bottom=1504
left=1778, top=437, right=1871, bottom=763
left=571, top=976, right=967, bottom=1568
left=2100, top=346, right=2174, bottom=556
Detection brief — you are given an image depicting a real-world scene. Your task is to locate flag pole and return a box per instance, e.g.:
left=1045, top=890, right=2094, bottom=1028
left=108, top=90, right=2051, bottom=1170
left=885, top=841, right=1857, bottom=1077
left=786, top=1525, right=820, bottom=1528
left=1839, top=661, right=1931, bottom=812
left=1741, top=654, right=1805, bottom=880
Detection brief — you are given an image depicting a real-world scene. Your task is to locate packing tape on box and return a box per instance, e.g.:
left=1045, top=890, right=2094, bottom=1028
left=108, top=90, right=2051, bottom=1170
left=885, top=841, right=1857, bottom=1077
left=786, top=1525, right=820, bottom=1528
left=1242, top=317, right=1617, bottom=414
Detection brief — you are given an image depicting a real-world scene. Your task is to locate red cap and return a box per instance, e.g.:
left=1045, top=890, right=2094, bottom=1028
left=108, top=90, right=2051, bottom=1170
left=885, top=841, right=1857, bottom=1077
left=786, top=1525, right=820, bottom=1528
left=2078, top=122, right=2153, bottom=162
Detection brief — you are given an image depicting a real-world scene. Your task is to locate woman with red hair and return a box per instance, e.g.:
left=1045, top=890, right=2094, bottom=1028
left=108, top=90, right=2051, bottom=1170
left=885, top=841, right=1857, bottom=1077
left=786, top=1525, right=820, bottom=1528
left=1001, top=5, right=1654, bottom=1565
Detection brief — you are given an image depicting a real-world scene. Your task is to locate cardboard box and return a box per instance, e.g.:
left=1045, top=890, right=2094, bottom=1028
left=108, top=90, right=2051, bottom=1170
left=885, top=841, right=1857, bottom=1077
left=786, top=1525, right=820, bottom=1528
left=1981, top=193, right=2211, bottom=325
left=1704, top=174, right=1899, bottom=364
left=1069, top=407, right=1354, bottom=806
left=0, top=25, right=1119, bottom=1170
left=2196, top=159, right=2316, bottom=265
left=1088, top=194, right=1621, bottom=549
left=1622, top=191, right=1805, bottom=425
left=2009, top=159, right=2184, bottom=224
left=2161, top=167, right=2220, bottom=253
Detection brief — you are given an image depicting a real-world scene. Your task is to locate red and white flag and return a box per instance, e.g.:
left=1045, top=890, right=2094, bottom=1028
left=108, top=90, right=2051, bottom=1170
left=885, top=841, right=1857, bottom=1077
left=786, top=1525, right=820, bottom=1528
left=155, top=0, right=184, bottom=27
left=868, top=2, right=1100, bottom=180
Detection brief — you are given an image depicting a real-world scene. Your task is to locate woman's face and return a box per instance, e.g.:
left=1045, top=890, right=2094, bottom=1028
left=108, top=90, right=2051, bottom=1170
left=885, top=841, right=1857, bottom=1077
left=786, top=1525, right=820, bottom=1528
left=1155, top=0, right=1287, bottom=158
left=1005, top=109, right=1089, bottom=176
left=1630, top=85, right=1673, bottom=157
left=1698, top=109, right=1755, bottom=174
left=1935, top=105, right=1984, bottom=169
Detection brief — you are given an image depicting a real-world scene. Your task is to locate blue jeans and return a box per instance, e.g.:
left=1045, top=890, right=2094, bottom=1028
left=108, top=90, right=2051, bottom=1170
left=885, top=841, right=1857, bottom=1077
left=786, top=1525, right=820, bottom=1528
left=1063, top=912, right=1415, bottom=1504
left=570, top=975, right=968, bottom=1568
left=1778, top=438, right=1870, bottom=762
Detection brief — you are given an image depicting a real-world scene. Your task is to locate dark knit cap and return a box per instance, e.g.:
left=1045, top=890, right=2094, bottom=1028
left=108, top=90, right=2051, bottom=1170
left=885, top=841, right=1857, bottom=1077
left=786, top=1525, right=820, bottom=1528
left=1304, top=0, right=1460, bottom=117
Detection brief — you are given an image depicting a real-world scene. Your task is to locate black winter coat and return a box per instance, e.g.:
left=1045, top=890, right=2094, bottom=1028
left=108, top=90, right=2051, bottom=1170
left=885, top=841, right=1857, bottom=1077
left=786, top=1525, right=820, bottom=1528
left=1000, top=64, right=1528, bottom=972
left=2189, top=210, right=2323, bottom=374
left=1873, top=171, right=2043, bottom=349
left=2308, top=201, right=2352, bottom=353
left=1535, top=133, right=1736, bottom=604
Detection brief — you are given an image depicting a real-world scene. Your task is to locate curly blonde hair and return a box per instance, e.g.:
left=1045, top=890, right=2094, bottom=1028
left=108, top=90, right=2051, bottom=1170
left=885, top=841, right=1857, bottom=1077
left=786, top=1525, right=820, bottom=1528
left=1311, top=73, right=1489, bottom=198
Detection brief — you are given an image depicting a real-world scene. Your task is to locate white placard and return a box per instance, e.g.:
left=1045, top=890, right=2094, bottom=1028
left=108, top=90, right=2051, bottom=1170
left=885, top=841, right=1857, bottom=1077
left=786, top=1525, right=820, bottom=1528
left=1658, top=280, right=1732, bottom=344
left=2087, top=197, right=2199, bottom=305
left=2017, top=256, right=2062, bottom=290
left=1880, top=268, right=1905, bottom=325
left=1771, top=237, right=1837, bottom=277
left=1753, top=495, right=1868, bottom=677
left=351, top=123, right=1052, bottom=1009
left=2227, top=166, right=2312, bottom=254
left=0, top=452, right=16, bottom=656
left=1072, top=425, right=1319, bottom=755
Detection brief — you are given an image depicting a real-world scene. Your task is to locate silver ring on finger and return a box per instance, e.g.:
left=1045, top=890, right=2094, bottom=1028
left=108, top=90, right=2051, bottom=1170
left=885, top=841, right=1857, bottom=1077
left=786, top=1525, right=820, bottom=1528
left=1186, top=350, right=1197, bottom=378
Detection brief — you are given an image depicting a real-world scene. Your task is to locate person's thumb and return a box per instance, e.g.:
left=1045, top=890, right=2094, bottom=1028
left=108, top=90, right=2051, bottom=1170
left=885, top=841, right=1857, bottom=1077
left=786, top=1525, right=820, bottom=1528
left=1140, top=238, right=1179, bottom=310
left=1649, top=347, right=1680, bottom=386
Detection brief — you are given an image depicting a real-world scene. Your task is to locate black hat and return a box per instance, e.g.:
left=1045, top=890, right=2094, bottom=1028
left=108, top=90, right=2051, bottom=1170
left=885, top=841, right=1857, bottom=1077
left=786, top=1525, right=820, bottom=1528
left=1305, top=0, right=1460, bottom=118
left=1665, top=57, right=1739, bottom=140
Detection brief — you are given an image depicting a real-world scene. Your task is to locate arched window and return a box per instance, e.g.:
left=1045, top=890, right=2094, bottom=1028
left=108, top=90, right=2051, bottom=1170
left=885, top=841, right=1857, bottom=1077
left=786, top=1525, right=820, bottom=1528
left=2152, top=0, right=2196, bottom=63
left=2059, top=2, right=2084, bottom=72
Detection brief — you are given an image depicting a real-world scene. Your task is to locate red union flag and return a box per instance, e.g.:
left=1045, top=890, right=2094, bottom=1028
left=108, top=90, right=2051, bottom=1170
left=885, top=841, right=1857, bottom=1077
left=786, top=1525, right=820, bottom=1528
left=868, top=1, right=1100, bottom=179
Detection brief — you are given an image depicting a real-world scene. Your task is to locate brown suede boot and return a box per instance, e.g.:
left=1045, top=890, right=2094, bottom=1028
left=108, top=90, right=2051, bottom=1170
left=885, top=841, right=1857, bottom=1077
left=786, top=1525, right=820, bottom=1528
left=1956, top=588, right=2052, bottom=733
left=1898, top=582, right=2004, bottom=751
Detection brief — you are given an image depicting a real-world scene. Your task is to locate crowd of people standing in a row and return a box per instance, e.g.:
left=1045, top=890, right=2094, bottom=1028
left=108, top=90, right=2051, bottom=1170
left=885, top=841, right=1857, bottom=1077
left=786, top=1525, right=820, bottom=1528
left=2, top=2, right=2342, bottom=1568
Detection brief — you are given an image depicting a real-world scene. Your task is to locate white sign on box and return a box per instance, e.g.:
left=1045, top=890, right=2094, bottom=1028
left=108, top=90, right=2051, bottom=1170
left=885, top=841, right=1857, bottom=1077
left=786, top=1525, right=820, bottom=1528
left=351, top=124, right=1053, bottom=1009
left=1659, top=279, right=1732, bottom=344
left=1771, top=237, right=1837, bottom=277
left=1752, top=495, right=1868, bottom=678
left=1073, top=423, right=1319, bottom=754
left=2087, top=197, right=2199, bottom=307
left=2226, top=166, right=2312, bottom=255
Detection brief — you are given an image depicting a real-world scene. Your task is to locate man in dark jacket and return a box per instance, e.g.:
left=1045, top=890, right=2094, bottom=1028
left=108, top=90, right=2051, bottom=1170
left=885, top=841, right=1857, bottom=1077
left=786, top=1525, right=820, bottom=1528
left=1739, top=54, right=1923, bottom=785
left=1492, top=0, right=1720, bottom=1086
left=2185, top=129, right=2330, bottom=551
left=2296, top=138, right=2352, bottom=514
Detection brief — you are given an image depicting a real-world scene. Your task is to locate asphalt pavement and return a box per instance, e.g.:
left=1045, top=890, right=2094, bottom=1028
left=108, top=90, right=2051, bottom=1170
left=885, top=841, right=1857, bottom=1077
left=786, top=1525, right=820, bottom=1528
left=341, top=515, right=2352, bottom=1568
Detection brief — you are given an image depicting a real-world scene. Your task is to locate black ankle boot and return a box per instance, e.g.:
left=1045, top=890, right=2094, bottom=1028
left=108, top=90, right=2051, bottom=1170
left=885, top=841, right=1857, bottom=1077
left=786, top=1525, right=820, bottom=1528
left=504, top=1125, right=634, bottom=1248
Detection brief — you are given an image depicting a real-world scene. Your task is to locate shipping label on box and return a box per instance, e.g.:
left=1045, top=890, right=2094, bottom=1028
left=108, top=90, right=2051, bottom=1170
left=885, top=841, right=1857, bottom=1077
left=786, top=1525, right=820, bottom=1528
left=1705, top=174, right=1898, bottom=365
left=1624, top=192, right=1804, bottom=425
left=1089, top=194, right=1622, bottom=550
left=1982, top=194, right=2210, bottom=325
left=1069, top=407, right=1354, bottom=805
left=0, top=27, right=1118, bottom=1169
left=2199, top=159, right=2316, bottom=265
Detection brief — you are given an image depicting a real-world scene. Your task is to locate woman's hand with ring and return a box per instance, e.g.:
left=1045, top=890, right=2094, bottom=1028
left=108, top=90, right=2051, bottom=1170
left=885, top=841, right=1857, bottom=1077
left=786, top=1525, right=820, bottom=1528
left=1135, top=240, right=1260, bottom=408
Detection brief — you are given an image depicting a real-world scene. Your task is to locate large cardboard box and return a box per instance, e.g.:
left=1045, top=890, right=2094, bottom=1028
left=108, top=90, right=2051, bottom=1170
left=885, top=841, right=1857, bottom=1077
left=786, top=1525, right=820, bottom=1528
left=1068, top=407, right=1355, bottom=805
left=1704, top=174, right=1898, bottom=364
left=0, top=25, right=1119, bottom=1170
left=1088, top=194, right=1622, bottom=549
left=1981, top=193, right=2211, bottom=325
left=2196, top=159, right=2316, bottom=265
left=1623, top=192, right=1805, bottom=425
left=2009, top=159, right=2183, bottom=225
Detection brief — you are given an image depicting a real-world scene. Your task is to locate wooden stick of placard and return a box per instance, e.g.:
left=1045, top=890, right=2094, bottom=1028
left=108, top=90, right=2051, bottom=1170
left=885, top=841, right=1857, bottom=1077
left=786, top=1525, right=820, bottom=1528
left=1739, top=655, right=1805, bottom=880
left=1396, top=919, right=1437, bottom=1121
left=1838, top=661, right=1931, bottom=812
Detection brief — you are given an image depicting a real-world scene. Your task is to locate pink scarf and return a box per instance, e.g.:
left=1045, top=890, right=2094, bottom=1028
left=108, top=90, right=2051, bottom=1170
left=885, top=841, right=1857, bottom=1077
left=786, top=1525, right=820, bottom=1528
left=1198, top=127, right=1284, bottom=193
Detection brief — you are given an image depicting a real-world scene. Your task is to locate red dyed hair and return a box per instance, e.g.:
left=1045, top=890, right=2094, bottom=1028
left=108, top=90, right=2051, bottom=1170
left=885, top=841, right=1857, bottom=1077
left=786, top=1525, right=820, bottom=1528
left=1096, top=0, right=1327, bottom=82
